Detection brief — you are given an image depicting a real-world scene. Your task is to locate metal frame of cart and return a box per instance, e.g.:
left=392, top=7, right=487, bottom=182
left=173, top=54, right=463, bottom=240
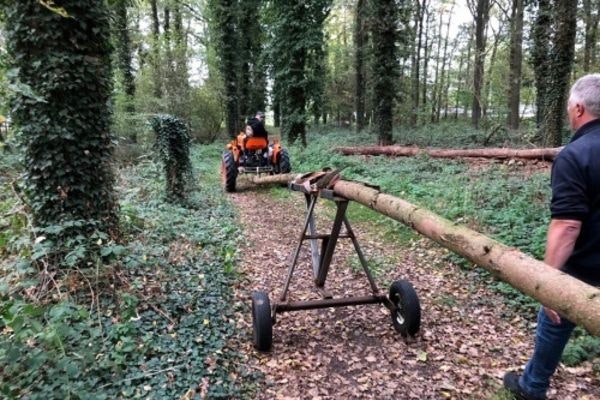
left=251, top=175, right=422, bottom=351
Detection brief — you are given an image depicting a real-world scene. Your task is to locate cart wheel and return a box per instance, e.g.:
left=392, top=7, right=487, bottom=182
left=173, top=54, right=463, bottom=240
left=389, top=280, right=421, bottom=337
left=251, top=291, right=272, bottom=351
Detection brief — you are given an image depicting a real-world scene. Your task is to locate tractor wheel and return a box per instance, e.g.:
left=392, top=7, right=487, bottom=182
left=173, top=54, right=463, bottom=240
left=221, top=152, right=237, bottom=192
left=389, top=280, right=421, bottom=337
left=251, top=291, right=272, bottom=351
left=277, top=149, right=291, bottom=174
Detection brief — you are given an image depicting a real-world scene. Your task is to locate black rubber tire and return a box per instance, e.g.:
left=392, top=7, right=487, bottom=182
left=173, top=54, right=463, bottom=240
left=389, top=280, right=421, bottom=337
left=277, top=149, right=291, bottom=174
left=221, top=152, right=237, bottom=192
left=251, top=291, right=272, bottom=351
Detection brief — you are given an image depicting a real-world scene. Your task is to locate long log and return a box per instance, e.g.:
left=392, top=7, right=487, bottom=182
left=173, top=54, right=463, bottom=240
left=332, top=180, right=600, bottom=335
left=244, top=173, right=600, bottom=334
left=336, top=145, right=563, bottom=161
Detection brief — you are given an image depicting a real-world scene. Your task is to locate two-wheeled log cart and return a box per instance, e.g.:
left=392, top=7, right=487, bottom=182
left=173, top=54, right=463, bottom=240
left=251, top=171, right=422, bottom=351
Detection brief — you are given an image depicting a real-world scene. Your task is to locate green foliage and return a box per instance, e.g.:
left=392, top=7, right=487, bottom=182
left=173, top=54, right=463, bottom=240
left=149, top=114, right=192, bottom=202
left=0, top=145, right=259, bottom=399
left=4, top=0, right=119, bottom=244
left=562, top=328, right=600, bottom=366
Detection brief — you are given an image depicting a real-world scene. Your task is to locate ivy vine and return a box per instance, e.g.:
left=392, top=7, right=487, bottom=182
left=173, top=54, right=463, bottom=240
left=149, top=114, right=192, bottom=202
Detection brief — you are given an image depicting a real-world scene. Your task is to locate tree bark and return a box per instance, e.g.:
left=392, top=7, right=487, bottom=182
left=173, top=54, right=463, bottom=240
left=531, top=0, right=551, bottom=136
left=335, top=145, right=562, bottom=161
left=410, top=0, right=426, bottom=127
left=114, top=0, right=135, bottom=114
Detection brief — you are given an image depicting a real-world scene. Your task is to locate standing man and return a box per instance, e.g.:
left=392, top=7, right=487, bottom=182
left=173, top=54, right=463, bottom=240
left=503, top=74, right=600, bottom=399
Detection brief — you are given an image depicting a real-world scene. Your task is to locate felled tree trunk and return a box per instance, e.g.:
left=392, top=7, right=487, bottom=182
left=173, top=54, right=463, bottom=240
left=336, top=145, right=562, bottom=161
left=245, top=174, right=600, bottom=334
left=332, top=180, right=600, bottom=335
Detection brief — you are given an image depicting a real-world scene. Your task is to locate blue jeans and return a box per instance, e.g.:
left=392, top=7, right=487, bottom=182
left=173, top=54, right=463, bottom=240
left=519, top=307, right=576, bottom=398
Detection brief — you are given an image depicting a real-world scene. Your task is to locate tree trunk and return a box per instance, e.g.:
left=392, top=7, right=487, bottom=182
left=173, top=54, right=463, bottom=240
left=114, top=0, right=135, bottom=114
left=431, top=13, right=444, bottom=123
left=335, top=145, right=562, bottom=160
left=421, top=8, right=432, bottom=112
left=483, top=24, right=501, bottom=118
left=582, top=0, right=600, bottom=72
left=506, top=0, right=524, bottom=130
left=354, top=0, right=367, bottom=132
left=471, top=0, right=490, bottom=129
left=149, top=0, right=162, bottom=98
left=531, top=0, right=551, bottom=136
left=436, top=7, right=453, bottom=123
left=371, top=0, right=399, bottom=146
left=544, top=0, right=577, bottom=147
left=6, top=0, right=119, bottom=241
left=410, top=0, right=426, bottom=127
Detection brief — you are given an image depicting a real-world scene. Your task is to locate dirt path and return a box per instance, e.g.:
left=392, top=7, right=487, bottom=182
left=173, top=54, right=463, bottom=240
left=229, top=186, right=598, bottom=400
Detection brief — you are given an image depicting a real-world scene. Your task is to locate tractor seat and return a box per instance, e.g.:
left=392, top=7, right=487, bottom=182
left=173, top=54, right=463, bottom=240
left=245, top=136, right=268, bottom=151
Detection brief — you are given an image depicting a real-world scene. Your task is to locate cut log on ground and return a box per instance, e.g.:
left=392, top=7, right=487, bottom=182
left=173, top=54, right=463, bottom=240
left=332, top=180, right=600, bottom=336
left=244, top=173, right=600, bottom=335
left=248, top=173, right=296, bottom=185
left=336, top=145, right=563, bottom=161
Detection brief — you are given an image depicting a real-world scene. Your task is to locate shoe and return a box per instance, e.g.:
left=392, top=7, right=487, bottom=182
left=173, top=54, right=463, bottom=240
left=503, top=372, right=546, bottom=400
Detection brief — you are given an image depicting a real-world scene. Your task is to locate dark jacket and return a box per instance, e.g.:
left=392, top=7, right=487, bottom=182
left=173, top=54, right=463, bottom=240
left=550, top=119, right=600, bottom=286
left=248, top=118, right=268, bottom=138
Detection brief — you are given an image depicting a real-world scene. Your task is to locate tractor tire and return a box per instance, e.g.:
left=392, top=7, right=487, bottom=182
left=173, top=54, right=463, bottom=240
left=221, top=152, right=237, bottom=192
left=389, top=279, right=421, bottom=337
left=277, top=149, right=291, bottom=174
left=251, top=291, right=272, bottom=352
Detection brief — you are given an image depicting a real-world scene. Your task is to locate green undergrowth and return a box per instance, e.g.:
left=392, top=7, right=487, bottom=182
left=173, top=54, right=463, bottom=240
left=283, top=126, right=596, bottom=367
left=0, top=145, right=258, bottom=399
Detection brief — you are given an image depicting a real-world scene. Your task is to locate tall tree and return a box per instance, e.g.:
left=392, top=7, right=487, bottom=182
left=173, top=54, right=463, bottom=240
left=271, top=0, right=331, bottom=146
left=582, top=0, right=600, bottom=72
left=238, top=0, right=266, bottom=117
left=469, top=0, right=491, bottom=129
left=113, top=0, right=136, bottom=113
left=209, top=0, right=240, bottom=137
left=370, top=0, right=399, bottom=145
left=354, top=0, right=368, bottom=131
left=531, top=0, right=577, bottom=146
left=149, top=0, right=162, bottom=98
left=506, top=0, right=524, bottom=130
left=543, top=0, right=577, bottom=146
left=410, top=0, right=427, bottom=127
left=531, top=0, right=551, bottom=132
left=4, top=0, right=119, bottom=241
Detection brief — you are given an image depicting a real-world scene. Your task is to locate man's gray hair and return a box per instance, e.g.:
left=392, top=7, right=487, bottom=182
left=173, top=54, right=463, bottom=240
left=570, top=74, right=600, bottom=118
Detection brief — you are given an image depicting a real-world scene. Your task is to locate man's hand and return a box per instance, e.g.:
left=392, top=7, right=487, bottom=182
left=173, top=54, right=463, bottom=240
left=543, top=306, right=561, bottom=324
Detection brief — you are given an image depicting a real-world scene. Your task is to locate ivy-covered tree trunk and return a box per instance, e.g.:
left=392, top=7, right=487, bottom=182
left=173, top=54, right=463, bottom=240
left=506, top=0, right=524, bottom=131
left=271, top=0, right=330, bottom=146
left=149, top=0, right=162, bottom=98
left=370, top=0, right=398, bottom=145
left=582, top=0, right=600, bottom=73
left=531, top=0, right=551, bottom=133
left=209, top=0, right=240, bottom=138
left=238, top=0, right=266, bottom=118
left=543, top=0, right=576, bottom=147
left=354, top=0, right=367, bottom=132
left=5, top=0, right=118, bottom=238
left=114, top=0, right=135, bottom=114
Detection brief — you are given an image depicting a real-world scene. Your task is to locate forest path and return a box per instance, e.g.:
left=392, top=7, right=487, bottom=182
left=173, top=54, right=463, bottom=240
left=228, top=182, right=598, bottom=400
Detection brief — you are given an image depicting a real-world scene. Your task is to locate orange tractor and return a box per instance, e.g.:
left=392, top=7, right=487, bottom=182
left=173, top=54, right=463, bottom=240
left=221, top=132, right=291, bottom=192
